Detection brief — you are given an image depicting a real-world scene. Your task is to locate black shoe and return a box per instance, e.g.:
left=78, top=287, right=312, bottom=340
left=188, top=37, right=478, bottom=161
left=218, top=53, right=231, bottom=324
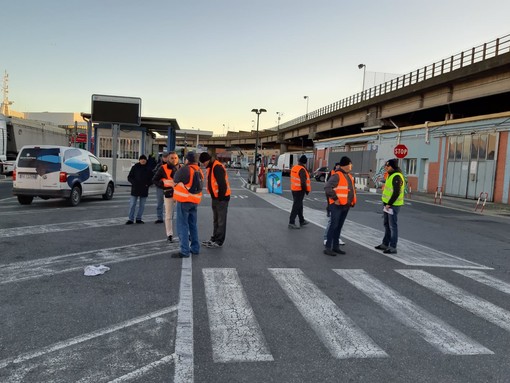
left=136, top=220, right=144, bottom=224
left=167, top=235, right=173, bottom=243
left=333, top=248, right=346, bottom=255
left=288, top=223, right=300, bottom=229
left=125, top=220, right=134, bottom=225
left=323, top=248, right=337, bottom=256
left=300, top=220, right=309, bottom=226
left=171, top=252, right=189, bottom=258
left=155, top=219, right=164, bottom=224
left=383, top=247, right=397, bottom=254
left=374, top=244, right=388, bottom=250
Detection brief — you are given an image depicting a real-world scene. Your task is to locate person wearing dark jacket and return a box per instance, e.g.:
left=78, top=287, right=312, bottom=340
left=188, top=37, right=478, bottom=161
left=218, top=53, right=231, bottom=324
left=126, top=155, right=153, bottom=224
left=153, top=152, right=169, bottom=224
left=152, top=151, right=181, bottom=242
left=199, top=152, right=231, bottom=248
left=374, top=158, right=405, bottom=254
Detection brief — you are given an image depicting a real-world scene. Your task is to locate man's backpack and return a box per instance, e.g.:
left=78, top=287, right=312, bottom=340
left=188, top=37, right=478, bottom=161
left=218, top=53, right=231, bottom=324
left=187, top=168, right=203, bottom=194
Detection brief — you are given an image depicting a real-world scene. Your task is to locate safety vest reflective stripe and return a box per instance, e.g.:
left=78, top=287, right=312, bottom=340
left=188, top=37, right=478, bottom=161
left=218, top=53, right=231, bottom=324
left=290, top=165, right=311, bottom=192
left=206, top=160, right=231, bottom=198
left=328, top=171, right=357, bottom=205
left=162, top=166, right=173, bottom=188
left=173, top=165, right=203, bottom=204
left=382, top=172, right=405, bottom=205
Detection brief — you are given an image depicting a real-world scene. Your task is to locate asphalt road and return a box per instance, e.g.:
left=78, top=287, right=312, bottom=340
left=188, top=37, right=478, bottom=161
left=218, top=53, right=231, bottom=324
left=1, top=171, right=510, bottom=382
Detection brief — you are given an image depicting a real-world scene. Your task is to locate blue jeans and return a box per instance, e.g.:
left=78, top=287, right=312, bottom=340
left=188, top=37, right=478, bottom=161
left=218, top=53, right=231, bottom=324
left=325, top=204, right=350, bottom=249
left=175, top=201, right=200, bottom=256
left=382, top=204, right=400, bottom=249
left=156, top=187, right=164, bottom=221
left=128, top=196, right=147, bottom=221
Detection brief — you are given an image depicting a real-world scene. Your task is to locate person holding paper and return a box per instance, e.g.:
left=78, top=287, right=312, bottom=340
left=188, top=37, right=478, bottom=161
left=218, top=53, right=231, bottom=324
left=375, top=158, right=405, bottom=254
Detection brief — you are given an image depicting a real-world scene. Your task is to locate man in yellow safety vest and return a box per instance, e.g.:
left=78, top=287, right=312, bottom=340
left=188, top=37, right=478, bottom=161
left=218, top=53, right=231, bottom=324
left=374, top=158, right=405, bottom=254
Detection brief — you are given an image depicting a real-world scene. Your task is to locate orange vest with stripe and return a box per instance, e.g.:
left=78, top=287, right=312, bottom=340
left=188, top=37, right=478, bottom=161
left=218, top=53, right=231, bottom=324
left=206, top=160, right=231, bottom=198
left=328, top=171, right=357, bottom=205
left=162, top=165, right=174, bottom=189
left=173, top=164, right=204, bottom=204
left=290, top=165, right=311, bottom=192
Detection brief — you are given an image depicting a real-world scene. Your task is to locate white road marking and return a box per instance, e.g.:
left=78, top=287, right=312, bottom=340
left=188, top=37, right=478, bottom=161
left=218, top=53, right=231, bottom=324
left=0, top=215, right=155, bottom=238
left=0, top=240, right=178, bottom=284
left=334, top=269, right=492, bottom=355
left=108, top=354, right=175, bottom=383
left=397, top=269, right=510, bottom=333
left=270, top=268, right=387, bottom=359
left=203, top=268, right=274, bottom=362
left=174, top=256, right=194, bottom=382
left=453, top=270, right=510, bottom=295
left=254, top=192, right=490, bottom=269
left=0, top=306, right=177, bottom=370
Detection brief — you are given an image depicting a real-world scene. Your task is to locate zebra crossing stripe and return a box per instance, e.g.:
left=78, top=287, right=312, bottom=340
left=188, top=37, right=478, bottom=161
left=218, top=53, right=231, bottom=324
left=202, top=268, right=274, bottom=363
left=270, top=268, right=387, bottom=359
left=334, top=269, right=492, bottom=355
left=453, top=270, right=510, bottom=295
left=397, top=269, right=510, bottom=334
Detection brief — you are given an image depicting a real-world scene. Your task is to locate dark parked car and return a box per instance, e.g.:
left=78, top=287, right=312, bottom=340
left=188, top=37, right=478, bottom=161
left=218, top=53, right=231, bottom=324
left=313, top=166, right=328, bottom=182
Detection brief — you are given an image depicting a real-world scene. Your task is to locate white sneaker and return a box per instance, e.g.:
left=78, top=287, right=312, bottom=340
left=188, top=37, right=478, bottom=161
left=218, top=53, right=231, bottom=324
left=338, top=238, right=345, bottom=245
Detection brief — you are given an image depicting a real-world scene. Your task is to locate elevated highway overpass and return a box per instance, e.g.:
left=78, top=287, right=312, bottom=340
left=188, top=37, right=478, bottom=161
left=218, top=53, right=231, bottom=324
left=173, top=34, right=510, bottom=154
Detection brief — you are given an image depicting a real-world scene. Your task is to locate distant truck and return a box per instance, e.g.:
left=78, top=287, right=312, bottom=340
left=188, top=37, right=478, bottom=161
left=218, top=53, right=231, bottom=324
left=0, top=114, right=14, bottom=175
left=274, top=151, right=313, bottom=176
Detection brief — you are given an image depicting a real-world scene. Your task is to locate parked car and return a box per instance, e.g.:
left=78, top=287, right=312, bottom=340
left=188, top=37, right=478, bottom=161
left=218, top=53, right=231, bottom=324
left=313, top=166, right=329, bottom=182
left=12, top=145, right=114, bottom=206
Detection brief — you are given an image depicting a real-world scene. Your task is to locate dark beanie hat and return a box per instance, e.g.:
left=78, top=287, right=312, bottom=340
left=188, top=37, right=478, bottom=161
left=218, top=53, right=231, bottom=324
left=339, top=156, right=352, bottom=166
left=139, top=154, right=147, bottom=160
left=386, top=158, right=398, bottom=169
left=299, top=154, right=308, bottom=164
left=199, top=152, right=212, bottom=163
left=186, top=151, right=196, bottom=163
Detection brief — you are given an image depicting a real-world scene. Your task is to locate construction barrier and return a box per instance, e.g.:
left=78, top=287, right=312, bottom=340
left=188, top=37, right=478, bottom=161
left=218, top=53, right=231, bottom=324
left=474, top=192, right=488, bottom=213
left=434, top=186, right=443, bottom=205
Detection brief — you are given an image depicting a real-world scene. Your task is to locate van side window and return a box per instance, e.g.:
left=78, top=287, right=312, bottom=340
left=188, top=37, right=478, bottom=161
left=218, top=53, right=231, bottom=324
left=89, top=156, right=102, bottom=172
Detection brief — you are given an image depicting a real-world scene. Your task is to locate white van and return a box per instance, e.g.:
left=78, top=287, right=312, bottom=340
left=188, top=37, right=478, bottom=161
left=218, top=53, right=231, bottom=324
left=13, top=145, right=114, bottom=206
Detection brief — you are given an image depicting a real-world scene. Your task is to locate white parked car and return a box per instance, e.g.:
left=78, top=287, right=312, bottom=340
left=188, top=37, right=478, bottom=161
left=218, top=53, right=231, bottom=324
left=12, top=145, right=114, bottom=206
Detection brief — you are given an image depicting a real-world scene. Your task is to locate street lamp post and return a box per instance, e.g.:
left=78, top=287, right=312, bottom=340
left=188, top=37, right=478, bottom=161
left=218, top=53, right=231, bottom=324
left=303, top=96, right=309, bottom=120
left=358, top=64, right=366, bottom=101
left=251, top=108, right=267, bottom=184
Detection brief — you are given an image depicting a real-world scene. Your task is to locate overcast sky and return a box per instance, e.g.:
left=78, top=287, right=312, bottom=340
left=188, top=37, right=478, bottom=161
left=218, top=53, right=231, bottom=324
left=2, top=0, right=509, bottom=134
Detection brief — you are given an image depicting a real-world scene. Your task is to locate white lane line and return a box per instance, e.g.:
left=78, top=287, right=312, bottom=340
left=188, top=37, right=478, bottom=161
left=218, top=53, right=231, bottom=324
left=0, top=215, right=156, bottom=238
left=453, top=270, right=510, bottom=295
left=270, top=268, right=387, bottom=359
left=202, top=268, right=274, bottom=363
left=174, top=256, right=194, bottom=383
left=334, top=269, right=492, bottom=355
left=397, top=269, right=510, bottom=333
left=254, top=192, right=490, bottom=269
left=0, top=306, right=177, bottom=370
left=0, top=240, right=178, bottom=284
left=108, top=354, right=175, bottom=383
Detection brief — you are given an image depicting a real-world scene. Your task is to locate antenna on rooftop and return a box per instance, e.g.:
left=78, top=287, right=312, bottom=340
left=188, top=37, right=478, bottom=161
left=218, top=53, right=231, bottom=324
left=1, top=70, right=14, bottom=116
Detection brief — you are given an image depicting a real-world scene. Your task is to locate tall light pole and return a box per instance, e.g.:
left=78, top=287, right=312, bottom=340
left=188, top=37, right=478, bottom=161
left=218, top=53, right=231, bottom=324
left=276, top=111, right=283, bottom=131
left=303, top=96, right=309, bottom=119
left=358, top=64, right=366, bottom=100
left=251, top=108, right=266, bottom=184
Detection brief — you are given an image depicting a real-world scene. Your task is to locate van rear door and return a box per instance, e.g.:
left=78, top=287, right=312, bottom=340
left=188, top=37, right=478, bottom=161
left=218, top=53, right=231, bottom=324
left=15, top=147, right=62, bottom=191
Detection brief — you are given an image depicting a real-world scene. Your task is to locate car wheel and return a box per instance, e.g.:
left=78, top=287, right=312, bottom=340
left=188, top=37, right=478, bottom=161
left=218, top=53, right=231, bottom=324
left=17, top=195, right=34, bottom=205
left=102, top=182, right=114, bottom=200
left=319, top=175, right=325, bottom=182
left=69, top=185, right=82, bottom=206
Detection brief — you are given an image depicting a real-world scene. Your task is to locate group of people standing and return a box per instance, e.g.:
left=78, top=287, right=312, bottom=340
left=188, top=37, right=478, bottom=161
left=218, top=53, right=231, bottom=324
left=126, top=150, right=231, bottom=258
left=288, top=155, right=405, bottom=256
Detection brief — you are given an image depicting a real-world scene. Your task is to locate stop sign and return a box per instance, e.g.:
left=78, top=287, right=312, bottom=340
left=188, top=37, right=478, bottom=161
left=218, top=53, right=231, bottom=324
left=394, top=144, right=408, bottom=159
